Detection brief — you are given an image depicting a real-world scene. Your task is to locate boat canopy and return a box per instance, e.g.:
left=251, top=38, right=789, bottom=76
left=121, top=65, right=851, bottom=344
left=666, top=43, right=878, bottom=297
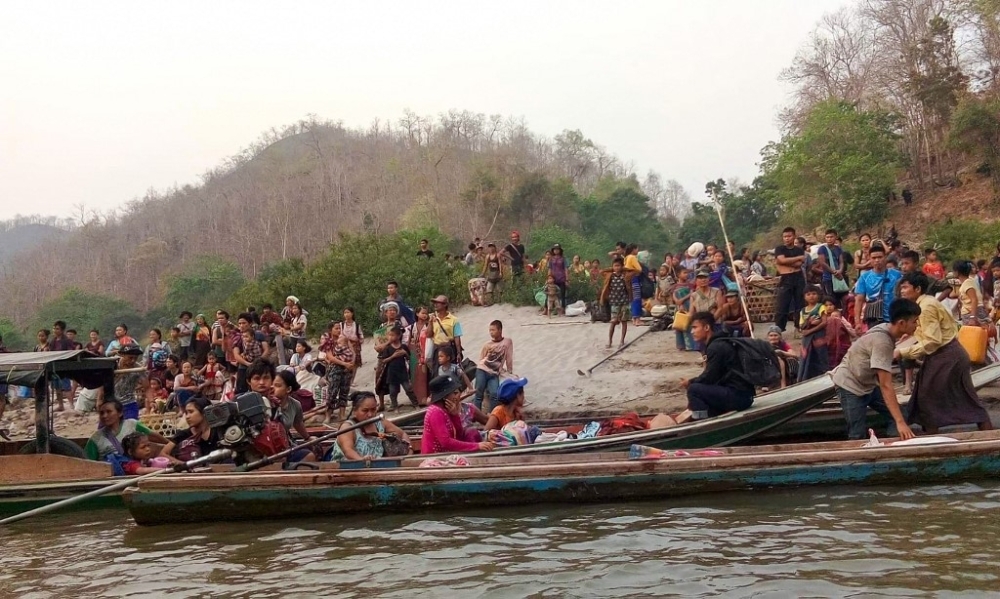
left=0, top=350, right=117, bottom=388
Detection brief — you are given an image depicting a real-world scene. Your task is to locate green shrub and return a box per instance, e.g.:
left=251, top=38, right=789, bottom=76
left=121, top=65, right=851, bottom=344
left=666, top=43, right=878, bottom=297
left=32, top=288, right=145, bottom=341
left=0, top=319, right=29, bottom=351
left=226, top=228, right=464, bottom=334
left=146, top=256, right=246, bottom=329
left=526, top=224, right=611, bottom=266
left=925, top=219, right=1000, bottom=263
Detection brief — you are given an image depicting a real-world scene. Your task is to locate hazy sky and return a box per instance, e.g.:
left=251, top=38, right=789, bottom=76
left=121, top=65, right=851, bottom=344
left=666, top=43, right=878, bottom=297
left=0, top=0, right=847, bottom=221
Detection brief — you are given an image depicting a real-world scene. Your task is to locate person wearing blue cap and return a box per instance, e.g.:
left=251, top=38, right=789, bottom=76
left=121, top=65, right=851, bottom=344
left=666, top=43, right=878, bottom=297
left=484, top=377, right=528, bottom=431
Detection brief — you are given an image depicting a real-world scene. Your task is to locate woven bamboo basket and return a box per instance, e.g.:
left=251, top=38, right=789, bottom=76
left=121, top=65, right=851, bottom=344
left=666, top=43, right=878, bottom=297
left=745, top=278, right=779, bottom=323
left=140, top=413, right=180, bottom=438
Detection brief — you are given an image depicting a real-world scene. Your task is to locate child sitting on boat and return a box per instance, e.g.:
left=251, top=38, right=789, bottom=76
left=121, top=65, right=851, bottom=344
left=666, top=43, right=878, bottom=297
left=119, top=432, right=171, bottom=475
left=767, top=326, right=798, bottom=388
left=484, top=377, right=528, bottom=432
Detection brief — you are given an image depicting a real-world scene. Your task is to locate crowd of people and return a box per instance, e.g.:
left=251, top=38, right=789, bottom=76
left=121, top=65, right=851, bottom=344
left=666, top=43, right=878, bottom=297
left=0, top=239, right=527, bottom=467
left=2, top=228, right=998, bottom=469
left=656, top=226, right=996, bottom=440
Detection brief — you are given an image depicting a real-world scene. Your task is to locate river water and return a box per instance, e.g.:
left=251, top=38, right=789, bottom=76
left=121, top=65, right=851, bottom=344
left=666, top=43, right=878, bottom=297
left=3, top=482, right=1000, bottom=598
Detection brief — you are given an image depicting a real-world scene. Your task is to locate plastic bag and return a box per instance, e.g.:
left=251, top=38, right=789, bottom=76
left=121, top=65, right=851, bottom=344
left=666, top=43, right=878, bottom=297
left=565, top=301, right=587, bottom=317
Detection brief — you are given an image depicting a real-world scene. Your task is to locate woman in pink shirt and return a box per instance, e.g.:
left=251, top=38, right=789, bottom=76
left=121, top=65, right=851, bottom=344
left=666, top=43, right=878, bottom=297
left=421, top=374, right=495, bottom=455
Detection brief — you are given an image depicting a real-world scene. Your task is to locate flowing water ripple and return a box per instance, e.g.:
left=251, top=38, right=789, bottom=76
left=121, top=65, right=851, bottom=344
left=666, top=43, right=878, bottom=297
left=3, top=483, right=1000, bottom=598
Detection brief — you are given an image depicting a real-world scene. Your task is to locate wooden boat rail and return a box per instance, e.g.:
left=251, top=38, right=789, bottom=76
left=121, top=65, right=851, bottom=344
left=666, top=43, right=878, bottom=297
left=132, top=430, right=1000, bottom=491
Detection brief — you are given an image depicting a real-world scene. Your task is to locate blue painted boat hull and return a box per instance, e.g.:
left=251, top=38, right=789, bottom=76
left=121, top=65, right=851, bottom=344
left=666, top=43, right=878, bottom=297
left=124, top=432, right=1000, bottom=525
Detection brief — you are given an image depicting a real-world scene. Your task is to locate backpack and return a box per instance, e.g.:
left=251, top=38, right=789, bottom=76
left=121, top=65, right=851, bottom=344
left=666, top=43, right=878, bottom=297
left=715, top=338, right=782, bottom=388
left=150, top=348, right=169, bottom=370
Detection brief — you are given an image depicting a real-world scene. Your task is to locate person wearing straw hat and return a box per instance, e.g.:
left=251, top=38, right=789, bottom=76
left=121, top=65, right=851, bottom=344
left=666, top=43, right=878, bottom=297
left=421, top=375, right=494, bottom=454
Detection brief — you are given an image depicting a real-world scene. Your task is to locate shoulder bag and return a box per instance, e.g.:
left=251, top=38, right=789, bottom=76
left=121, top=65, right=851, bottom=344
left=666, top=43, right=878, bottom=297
left=824, top=246, right=850, bottom=294
left=862, top=272, right=889, bottom=322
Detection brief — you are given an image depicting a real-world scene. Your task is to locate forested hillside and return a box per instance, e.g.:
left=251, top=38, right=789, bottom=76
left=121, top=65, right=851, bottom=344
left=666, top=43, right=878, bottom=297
left=0, top=112, right=691, bottom=335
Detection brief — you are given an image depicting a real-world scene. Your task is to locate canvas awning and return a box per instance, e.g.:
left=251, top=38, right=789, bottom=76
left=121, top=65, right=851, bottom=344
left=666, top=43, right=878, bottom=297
left=0, top=350, right=118, bottom=388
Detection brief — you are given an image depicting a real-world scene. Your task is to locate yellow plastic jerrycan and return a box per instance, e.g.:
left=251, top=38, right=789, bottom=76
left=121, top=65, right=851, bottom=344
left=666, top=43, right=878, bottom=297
left=958, top=325, right=988, bottom=364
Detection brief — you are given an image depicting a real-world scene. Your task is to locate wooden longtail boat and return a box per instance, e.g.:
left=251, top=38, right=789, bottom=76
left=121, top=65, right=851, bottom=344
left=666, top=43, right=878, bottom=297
left=122, top=430, right=1000, bottom=526
left=430, top=374, right=836, bottom=456
left=5, top=365, right=999, bottom=516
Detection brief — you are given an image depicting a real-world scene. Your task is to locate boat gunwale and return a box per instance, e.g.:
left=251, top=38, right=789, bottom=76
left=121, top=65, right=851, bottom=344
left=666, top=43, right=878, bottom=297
left=129, top=430, right=1000, bottom=491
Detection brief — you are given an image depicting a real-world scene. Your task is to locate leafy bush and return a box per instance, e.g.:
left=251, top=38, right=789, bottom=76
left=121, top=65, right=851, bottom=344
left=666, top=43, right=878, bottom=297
left=0, top=319, right=29, bottom=351
left=526, top=224, right=611, bottom=265
left=32, top=288, right=145, bottom=340
left=146, top=257, right=246, bottom=329
left=769, top=100, right=904, bottom=233
left=226, top=229, right=464, bottom=334
left=924, top=219, right=1000, bottom=263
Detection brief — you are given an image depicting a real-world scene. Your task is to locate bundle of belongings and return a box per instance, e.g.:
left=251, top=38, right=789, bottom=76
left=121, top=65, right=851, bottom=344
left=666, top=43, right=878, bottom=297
left=597, top=412, right=680, bottom=436
left=487, top=420, right=543, bottom=447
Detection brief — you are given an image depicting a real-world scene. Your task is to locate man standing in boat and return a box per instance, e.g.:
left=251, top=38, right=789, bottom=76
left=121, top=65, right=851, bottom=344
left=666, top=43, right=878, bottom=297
left=831, top=299, right=920, bottom=441
left=679, top=311, right=754, bottom=420
left=897, top=272, right=993, bottom=434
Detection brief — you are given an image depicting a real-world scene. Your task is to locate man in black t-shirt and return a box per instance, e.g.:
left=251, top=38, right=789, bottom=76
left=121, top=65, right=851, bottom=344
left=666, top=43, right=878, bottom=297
left=774, top=227, right=806, bottom=332
left=503, top=231, right=528, bottom=277
left=416, top=239, right=435, bottom=258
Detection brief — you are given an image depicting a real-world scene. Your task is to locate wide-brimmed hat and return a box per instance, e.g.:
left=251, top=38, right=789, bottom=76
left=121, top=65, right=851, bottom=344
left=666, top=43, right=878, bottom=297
left=428, top=374, right=463, bottom=403
left=431, top=295, right=450, bottom=306
left=496, top=377, right=528, bottom=404
left=725, top=289, right=739, bottom=297
left=286, top=295, right=300, bottom=304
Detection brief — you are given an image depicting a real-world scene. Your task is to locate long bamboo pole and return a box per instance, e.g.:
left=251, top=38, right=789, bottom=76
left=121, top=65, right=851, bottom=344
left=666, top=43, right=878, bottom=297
left=712, top=190, right=755, bottom=339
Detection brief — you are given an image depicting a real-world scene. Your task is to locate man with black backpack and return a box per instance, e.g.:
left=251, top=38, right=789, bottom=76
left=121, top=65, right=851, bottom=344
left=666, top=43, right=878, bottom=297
left=679, top=311, right=755, bottom=421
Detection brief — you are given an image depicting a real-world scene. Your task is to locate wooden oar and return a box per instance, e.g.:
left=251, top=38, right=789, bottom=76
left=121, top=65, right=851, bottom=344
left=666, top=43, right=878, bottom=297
left=236, top=414, right=386, bottom=472
left=0, top=449, right=234, bottom=526
left=577, top=328, right=651, bottom=377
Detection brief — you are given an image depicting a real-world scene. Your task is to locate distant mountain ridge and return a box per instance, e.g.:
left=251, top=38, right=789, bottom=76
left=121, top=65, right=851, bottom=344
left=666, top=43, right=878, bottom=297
left=0, top=223, right=65, bottom=268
